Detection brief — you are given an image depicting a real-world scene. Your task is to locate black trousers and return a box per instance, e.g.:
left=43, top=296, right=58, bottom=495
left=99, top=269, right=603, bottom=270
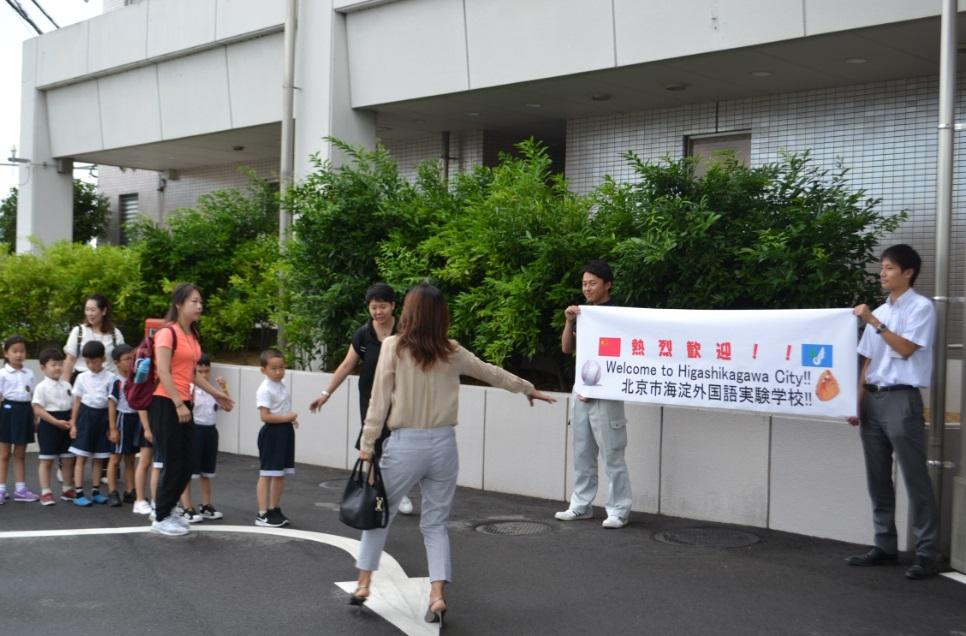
left=150, top=395, right=195, bottom=522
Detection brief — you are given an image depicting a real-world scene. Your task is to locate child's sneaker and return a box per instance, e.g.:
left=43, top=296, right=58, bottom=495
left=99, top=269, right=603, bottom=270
left=0, top=491, right=8, bottom=505
left=74, top=495, right=93, bottom=507
left=199, top=504, right=223, bottom=520
left=40, top=492, right=56, bottom=506
left=91, top=491, right=109, bottom=505
left=181, top=507, right=204, bottom=524
left=122, top=490, right=136, bottom=504
left=255, top=511, right=283, bottom=528
left=60, top=488, right=76, bottom=502
left=107, top=491, right=122, bottom=507
left=271, top=507, right=291, bottom=527
left=132, top=500, right=153, bottom=515
left=14, top=488, right=39, bottom=502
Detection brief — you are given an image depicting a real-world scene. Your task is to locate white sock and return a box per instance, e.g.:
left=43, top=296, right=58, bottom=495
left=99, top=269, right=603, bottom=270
left=15, top=482, right=25, bottom=491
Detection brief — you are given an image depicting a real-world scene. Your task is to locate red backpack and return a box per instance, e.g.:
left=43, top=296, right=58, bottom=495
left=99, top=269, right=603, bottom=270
left=124, top=325, right=177, bottom=410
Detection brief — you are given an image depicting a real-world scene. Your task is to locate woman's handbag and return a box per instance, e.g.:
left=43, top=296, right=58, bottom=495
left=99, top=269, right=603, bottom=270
left=339, top=458, right=390, bottom=530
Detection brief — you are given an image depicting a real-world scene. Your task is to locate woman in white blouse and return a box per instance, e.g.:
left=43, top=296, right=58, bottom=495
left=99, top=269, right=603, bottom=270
left=63, top=294, right=125, bottom=381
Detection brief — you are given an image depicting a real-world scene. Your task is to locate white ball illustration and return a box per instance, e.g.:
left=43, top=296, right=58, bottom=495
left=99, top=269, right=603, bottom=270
left=581, top=360, right=601, bottom=386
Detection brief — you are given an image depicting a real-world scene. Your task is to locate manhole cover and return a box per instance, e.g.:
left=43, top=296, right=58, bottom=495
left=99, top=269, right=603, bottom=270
left=474, top=520, right=552, bottom=537
left=653, top=527, right=760, bottom=548
left=318, top=479, right=347, bottom=490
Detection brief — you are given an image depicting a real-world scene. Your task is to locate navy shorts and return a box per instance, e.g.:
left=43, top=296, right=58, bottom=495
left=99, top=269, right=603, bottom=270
left=114, top=412, right=140, bottom=455
left=192, top=425, right=219, bottom=478
left=69, top=404, right=112, bottom=459
left=37, top=410, right=72, bottom=459
left=133, top=418, right=153, bottom=450
left=0, top=400, right=34, bottom=445
left=257, top=423, right=295, bottom=477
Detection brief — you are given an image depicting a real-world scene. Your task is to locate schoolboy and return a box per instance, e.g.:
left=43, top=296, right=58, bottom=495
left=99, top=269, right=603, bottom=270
left=69, top=340, right=115, bottom=507
left=191, top=353, right=227, bottom=520
left=254, top=348, right=298, bottom=528
left=32, top=348, right=76, bottom=505
left=107, top=343, right=138, bottom=507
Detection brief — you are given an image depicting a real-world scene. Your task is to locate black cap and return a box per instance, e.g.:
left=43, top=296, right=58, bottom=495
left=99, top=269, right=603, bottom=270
left=581, top=260, right=613, bottom=283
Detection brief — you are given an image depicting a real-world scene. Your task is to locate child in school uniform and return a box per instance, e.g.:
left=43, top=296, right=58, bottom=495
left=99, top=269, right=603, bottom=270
left=255, top=348, right=298, bottom=528
left=131, top=409, right=156, bottom=515
left=32, top=348, right=75, bottom=505
left=69, top=340, right=116, bottom=507
left=0, top=335, right=39, bottom=503
left=107, top=344, right=138, bottom=507
left=190, top=353, right=228, bottom=520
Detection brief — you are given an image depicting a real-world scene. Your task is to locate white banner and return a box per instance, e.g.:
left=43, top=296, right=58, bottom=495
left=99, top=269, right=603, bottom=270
left=574, top=306, right=857, bottom=418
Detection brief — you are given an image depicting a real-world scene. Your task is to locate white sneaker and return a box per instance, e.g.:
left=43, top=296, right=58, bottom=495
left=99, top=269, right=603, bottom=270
left=132, top=500, right=152, bottom=515
left=602, top=516, right=628, bottom=529
left=181, top=508, right=204, bottom=524
left=170, top=513, right=191, bottom=529
left=151, top=517, right=188, bottom=536
left=398, top=495, right=414, bottom=515
left=555, top=509, right=593, bottom=521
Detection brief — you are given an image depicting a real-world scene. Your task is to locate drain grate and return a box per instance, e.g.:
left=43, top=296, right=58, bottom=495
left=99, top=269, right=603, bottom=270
left=317, top=479, right=347, bottom=490
left=474, top=520, right=553, bottom=537
left=653, top=526, right=760, bottom=549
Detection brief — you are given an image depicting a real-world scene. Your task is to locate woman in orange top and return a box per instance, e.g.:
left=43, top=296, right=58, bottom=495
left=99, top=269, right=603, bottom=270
left=149, top=283, right=234, bottom=537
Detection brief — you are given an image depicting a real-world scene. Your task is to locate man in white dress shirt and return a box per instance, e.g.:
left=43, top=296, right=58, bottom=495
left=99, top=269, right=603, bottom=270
left=847, top=244, right=940, bottom=579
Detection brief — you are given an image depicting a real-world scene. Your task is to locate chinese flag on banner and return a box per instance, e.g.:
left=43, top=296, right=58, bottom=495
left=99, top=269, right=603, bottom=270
left=598, top=337, right=621, bottom=357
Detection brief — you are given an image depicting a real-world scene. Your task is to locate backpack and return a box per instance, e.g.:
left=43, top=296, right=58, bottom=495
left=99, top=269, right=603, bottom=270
left=124, top=325, right=177, bottom=410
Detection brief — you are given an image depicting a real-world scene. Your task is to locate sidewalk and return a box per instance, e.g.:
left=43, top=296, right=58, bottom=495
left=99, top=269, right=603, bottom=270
left=1, top=452, right=964, bottom=635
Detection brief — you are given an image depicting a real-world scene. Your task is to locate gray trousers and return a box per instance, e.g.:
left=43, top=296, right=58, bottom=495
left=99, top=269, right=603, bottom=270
left=860, top=389, right=938, bottom=559
left=356, top=426, right=459, bottom=583
left=568, top=397, right=632, bottom=519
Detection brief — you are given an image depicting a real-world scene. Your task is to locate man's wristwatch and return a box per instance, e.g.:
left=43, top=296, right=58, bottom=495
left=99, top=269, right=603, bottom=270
left=876, top=323, right=889, bottom=334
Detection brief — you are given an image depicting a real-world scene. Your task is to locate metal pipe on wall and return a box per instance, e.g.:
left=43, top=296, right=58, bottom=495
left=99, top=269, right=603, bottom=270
left=279, top=0, right=298, bottom=244
left=933, top=0, right=956, bottom=559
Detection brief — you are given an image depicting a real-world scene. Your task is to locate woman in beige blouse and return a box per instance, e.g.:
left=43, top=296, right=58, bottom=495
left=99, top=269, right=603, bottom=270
left=350, top=283, right=556, bottom=626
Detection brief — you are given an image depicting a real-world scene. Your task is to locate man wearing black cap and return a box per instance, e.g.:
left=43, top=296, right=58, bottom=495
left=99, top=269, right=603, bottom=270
left=556, top=260, right=632, bottom=529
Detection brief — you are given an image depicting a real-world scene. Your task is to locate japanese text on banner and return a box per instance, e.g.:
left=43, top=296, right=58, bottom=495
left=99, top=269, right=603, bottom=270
left=574, top=306, right=857, bottom=418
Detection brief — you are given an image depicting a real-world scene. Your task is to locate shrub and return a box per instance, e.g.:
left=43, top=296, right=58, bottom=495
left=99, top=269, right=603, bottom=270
left=0, top=181, right=111, bottom=250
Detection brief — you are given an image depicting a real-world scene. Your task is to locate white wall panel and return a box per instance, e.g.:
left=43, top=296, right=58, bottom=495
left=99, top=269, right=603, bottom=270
left=98, top=66, right=163, bottom=149
left=36, top=21, right=89, bottom=87
left=146, top=0, right=217, bottom=59
left=210, top=364, right=241, bottom=453
left=346, top=0, right=468, bottom=106
left=215, top=0, right=285, bottom=40
left=465, top=0, right=614, bottom=89
left=226, top=34, right=284, bottom=128
left=455, top=386, right=486, bottom=489
left=47, top=81, right=102, bottom=157
left=157, top=48, right=232, bottom=139
left=804, top=0, right=942, bottom=36
left=482, top=389, right=569, bottom=501
left=294, top=371, right=351, bottom=469
left=237, top=366, right=264, bottom=457
left=614, top=0, right=804, bottom=67
left=661, top=408, right=770, bottom=526
left=88, top=1, right=148, bottom=74
left=769, top=417, right=871, bottom=544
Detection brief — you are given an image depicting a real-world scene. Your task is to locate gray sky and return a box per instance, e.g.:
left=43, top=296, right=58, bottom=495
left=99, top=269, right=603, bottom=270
left=1, top=0, right=103, bottom=197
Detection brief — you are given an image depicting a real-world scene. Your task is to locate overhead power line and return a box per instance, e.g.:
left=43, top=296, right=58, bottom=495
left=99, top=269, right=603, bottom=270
left=30, top=0, right=58, bottom=28
left=4, top=0, right=43, bottom=34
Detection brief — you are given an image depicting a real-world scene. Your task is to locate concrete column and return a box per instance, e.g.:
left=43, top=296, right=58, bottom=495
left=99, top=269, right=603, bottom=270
left=293, top=0, right=376, bottom=178
left=16, top=39, right=72, bottom=253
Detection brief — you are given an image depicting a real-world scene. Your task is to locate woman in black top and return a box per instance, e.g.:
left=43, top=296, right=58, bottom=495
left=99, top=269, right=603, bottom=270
left=309, top=283, right=414, bottom=514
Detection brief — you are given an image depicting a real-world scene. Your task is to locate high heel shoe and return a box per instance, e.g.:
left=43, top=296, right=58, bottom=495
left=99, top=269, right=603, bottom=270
left=348, top=585, right=369, bottom=606
left=425, top=597, right=447, bottom=626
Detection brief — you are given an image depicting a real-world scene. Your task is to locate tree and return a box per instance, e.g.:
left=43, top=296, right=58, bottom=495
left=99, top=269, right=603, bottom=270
left=0, top=180, right=111, bottom=251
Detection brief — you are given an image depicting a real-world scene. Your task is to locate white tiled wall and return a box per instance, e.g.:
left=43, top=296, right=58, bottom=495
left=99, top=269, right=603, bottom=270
left=380, top=130, right=485, bottom=183
left=565, top=74, right=965, bottom=340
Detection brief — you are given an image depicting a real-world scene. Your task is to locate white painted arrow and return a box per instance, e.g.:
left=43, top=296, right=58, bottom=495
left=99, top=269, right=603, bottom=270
left=0, top=525, right=438, bottom=636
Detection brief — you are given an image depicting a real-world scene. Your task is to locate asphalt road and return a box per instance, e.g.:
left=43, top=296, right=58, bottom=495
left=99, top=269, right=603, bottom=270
left=1, top=452, right=965, bottom=636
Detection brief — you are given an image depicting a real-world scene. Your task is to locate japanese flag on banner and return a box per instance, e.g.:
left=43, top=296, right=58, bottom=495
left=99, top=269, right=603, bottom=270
left=574, top=306, right=858, bottom=418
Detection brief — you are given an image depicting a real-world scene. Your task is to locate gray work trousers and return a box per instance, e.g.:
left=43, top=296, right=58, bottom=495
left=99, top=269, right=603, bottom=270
left=860, top=389, right=938, bottom=559
left=356, top=426, right=459, bottom=583
left=568, top=397, right=632, bottom=519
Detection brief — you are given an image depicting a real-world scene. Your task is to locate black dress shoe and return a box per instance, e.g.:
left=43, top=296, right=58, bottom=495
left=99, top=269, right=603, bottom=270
left=846, top=547, right=898, bottom=566
left=905, top=557, right=940, bottom=580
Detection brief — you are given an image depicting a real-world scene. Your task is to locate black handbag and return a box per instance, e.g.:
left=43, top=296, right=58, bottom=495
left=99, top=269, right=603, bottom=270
left=339, top=459, right=390, bottom=530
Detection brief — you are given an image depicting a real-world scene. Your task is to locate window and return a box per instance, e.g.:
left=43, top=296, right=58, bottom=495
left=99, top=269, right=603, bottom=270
left=685, top=132, right=751, bottom=177
left=119, top=194, right=139, bottom=245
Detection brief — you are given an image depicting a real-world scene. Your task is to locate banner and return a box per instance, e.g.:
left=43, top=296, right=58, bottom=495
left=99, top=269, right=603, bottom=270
left=574, top=306, right=857, bottom=418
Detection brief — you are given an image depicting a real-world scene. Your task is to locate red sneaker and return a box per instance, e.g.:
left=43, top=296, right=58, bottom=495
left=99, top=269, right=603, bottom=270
left=60, top=488, right=76, bottom=501
left=40, top=492, right=56, bottom=506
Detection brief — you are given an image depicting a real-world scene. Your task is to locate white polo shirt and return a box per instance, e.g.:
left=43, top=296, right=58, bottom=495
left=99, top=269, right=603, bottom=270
left=857, top=288, right=935, bottom=388
left=73, top=369, right=114, bottom=409
left=193, top=384, right=218, bottom=426
left=32, top=377, right=73, bottom=412
left=255, top=378, right=291, bottom=417
left=0, top=364, right=34, bottom=401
